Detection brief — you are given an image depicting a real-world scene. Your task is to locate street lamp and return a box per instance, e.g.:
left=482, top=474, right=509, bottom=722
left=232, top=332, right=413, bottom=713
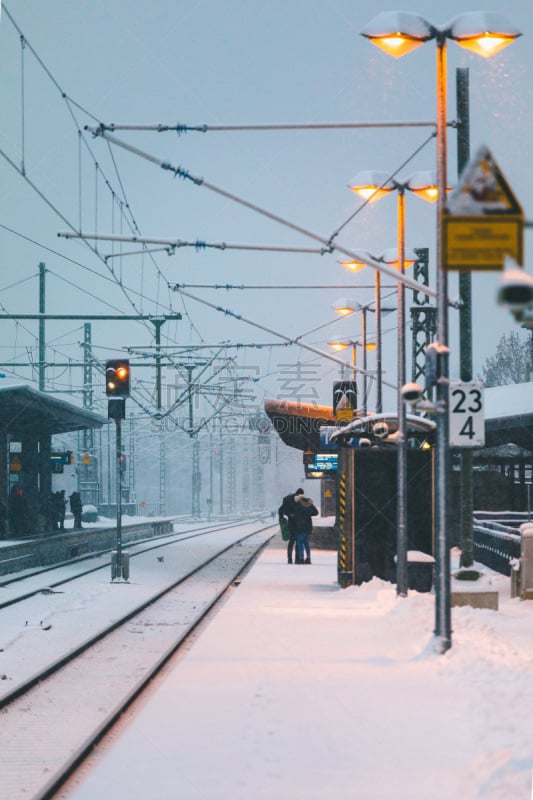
left=331, top=299, right=376, bottom=416
left=328, top=337, right=377, bottom=415
left=340, top=246, right=415, bottom=415
left=348, top=171, right=437, bottom=596
left=360, top=10, right=521, bottom=651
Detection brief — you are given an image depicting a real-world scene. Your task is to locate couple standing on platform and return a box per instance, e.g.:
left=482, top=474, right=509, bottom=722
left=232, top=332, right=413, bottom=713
left=278, top=488, right=318, bottom=564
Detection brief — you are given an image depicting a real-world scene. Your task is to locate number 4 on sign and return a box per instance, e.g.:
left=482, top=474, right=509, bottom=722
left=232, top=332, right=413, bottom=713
left=449, top=381, right=485, bottom=448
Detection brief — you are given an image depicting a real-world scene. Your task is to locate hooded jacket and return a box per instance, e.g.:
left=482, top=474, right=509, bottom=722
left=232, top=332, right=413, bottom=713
left=292, top=495, right=318, bottom=534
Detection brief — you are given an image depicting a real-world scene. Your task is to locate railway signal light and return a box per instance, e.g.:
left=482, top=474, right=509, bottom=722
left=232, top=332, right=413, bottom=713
left=105, top=359, right=130, bottom=397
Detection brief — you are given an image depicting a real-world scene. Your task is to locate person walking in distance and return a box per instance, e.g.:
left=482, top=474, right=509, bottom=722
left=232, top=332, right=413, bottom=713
left=69, top=491, right=83, bottom=529
left=293, top=494, right=318, bottom=565
left=278, top=488, right=304, bottom=564
left=52, top=490, right=67, bottom=531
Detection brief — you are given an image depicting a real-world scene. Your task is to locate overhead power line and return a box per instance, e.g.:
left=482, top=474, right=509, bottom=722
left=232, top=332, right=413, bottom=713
left=92, top=120, right=440, bottom=133
left=57, top=232, right=332, bottom=256
left=172, top=286, right=396, bottom=390
left=85, top=126, right=446, bottom=303
left=168, top=283, right=396, bottom=290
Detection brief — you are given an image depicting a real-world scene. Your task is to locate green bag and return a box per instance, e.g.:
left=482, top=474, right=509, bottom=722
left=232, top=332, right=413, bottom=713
left=280, top=521, right=290, bottom=541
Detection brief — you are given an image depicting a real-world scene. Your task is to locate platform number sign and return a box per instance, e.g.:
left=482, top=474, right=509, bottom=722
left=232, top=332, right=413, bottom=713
left=449, top=381, right=485, bottom=447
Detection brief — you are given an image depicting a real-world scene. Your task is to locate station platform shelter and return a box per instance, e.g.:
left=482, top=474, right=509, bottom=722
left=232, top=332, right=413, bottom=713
left=0, top=385, right=106, bottom=535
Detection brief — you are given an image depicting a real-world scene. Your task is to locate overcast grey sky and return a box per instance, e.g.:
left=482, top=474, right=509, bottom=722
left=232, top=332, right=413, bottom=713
left=1, top=0, right=532, bottom=415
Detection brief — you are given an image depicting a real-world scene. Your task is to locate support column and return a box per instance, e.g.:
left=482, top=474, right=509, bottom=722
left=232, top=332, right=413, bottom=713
left=39, top=435, right=52, bottom=529
left=21, top=435, right=39, bottom=534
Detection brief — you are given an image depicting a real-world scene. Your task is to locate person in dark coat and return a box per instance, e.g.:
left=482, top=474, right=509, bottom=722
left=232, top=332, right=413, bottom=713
left=278, top=488, right=304, bottom=564
left=58, top=490, right=66, bottom=529
left=52, top=490, right=66, bottom=531
left=8, top=485, right=25, bottom=536
left=0, top=496, right=7, bottom=538
left=69, top=491, right=83, bottom=529
left=293, top=494, right=318, bottom=564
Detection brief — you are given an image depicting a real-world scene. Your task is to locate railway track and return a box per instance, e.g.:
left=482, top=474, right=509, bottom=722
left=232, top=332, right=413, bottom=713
left=0, top=514, right=271, bottom=610
left=0, top=522, right=275, bottom=800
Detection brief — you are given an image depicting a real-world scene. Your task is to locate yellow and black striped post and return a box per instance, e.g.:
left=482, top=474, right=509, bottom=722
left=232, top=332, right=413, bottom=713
left=337, top=451, right=355, bottom=587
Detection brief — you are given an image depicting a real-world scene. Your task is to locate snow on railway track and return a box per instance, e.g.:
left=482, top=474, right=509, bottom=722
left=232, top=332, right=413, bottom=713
left=0, top=523, right=275, bottom=800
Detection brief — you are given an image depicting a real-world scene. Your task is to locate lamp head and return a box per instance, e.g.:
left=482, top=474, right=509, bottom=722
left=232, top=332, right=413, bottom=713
left=448, top=12, right=521, bottom=57
left=348, top=170, right=394, bottom=202
left=328, top=339, right=351, bottom=352
left=332, top=298, right=359, bottom=317
left=407, top=170, right=441, bottom=203
left=379, top=247, right=417, bottom=270
left=338, top=250, right=374, bottom=273
left=360, top=12, right=434, bottom=58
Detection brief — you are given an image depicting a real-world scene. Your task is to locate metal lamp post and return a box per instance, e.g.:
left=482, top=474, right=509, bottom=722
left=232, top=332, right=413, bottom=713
left=328, top=336, right=377, bottom=416
left=339, top=251, right=383, bottom=414
left=338, top=253, right=404, bottom=415
left=331, top=299, right=378, bottom=416
left=348, top=170, right=438, bottom=596
left=360, top=9, right=521, bottom=651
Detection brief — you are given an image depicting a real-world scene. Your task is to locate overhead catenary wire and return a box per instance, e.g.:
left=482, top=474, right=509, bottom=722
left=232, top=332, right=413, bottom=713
left=0, top=224, right=175, bottom=311
left=173, top=286, right=396, bottom=390
left=2, top=7, right=444, bottom=410
left=2, top=8, right=188, bottom=350
left=328, top=131, right=436, bottom=243
left=85, top=126, right=443, bottom=303
left=57, top=232, right=333, bottom=256
left=5, top=10, right=441, bottom=369
left=94, top=120, right=440, bottom=133
left=168, top=283, right=397, bottom=290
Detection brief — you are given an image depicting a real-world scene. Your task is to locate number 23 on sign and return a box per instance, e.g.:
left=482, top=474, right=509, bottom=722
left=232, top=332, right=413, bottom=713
left=449, top=381, right=485, bottom=448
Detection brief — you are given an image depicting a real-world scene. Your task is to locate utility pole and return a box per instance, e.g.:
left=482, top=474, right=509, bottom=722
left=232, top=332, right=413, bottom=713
left=128, top=415, right=136, bottom=505
left=182, top=364, right=202, bottom=518
left=151, top=317, right=166, bottom=412
left=227, top=435, right=236, bottom=514
left=159, top=419, right=166, bottom=515
left=242, top=439, right=250, bottom=511
left=457, top=67, right=474, bottom=568
left=80, top=323, right=99, bottom=505
left=410, top=248, right=437, bottom=389
left=38, top=263, right=46, bottom=391
left=219, top=425, right=224, bottom=514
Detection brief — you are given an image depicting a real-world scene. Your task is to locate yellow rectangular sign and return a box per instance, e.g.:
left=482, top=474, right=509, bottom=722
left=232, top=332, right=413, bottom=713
left=335, top=409, right=355, bottom=422
left=442, top=215, right=523, bottom=271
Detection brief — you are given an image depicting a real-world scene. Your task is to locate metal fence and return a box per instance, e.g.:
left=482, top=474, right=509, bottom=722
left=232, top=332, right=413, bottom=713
left=473, top=520, right=521, bottom=576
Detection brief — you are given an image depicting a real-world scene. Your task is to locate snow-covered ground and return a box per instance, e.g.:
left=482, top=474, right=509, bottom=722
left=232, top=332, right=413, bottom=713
left=58, top=539, right=533, bottom=800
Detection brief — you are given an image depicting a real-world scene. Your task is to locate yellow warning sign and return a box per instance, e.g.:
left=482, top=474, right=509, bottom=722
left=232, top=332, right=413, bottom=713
left=443, top=216, right=523, bottom=271
left=81, top=453, right=91, bottom=465
left=443, top=145, right=524, bottom=271
left=335, top=408, right=355, bottom=422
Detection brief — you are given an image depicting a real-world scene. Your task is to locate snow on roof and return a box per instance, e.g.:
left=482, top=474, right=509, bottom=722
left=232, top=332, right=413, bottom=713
left=484, top=382, right=533, bottom=420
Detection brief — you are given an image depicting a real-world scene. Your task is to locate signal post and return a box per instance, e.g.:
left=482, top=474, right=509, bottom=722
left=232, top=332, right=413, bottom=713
left=106, top=359, right=131, bottom=581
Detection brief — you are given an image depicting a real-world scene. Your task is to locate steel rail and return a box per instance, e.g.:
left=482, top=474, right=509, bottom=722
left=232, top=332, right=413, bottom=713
left=0, top=522, right=275, bottom=711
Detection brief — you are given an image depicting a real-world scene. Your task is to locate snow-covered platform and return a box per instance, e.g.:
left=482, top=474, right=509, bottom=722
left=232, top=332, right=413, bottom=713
left=0, top=517, right=175, bottom=576
left=65, top=537, right=533, bottom=800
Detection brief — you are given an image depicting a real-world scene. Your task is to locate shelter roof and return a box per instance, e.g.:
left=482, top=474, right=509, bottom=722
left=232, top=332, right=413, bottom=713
left=331, top=412, right=436, bottom=444
left=0, top=385, right=107, bottom=437
left=264, top=399, right=335, bottom=452
left=484, top=382, right=533, bottom=451
left=266, top=384, right=533, bottom=455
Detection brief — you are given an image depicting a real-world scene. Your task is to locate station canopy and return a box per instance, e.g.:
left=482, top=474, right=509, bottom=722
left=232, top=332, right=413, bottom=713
left=0, top=385, right=107, bottom=438
left=264, top=399, right=335, bottom=452
left=484, top=382, right=533, bottom=452
left=265, top=383, right=533, bottom=454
